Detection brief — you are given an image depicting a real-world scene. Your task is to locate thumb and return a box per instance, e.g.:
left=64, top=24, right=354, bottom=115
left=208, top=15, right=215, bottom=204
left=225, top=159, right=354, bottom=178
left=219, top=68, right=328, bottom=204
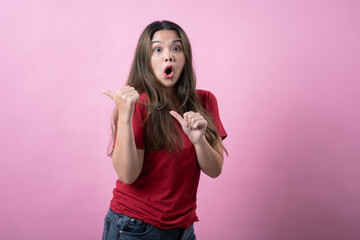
left=101, top=90, right=115, bottom=100
left=170, top=111, right=186, bottom=125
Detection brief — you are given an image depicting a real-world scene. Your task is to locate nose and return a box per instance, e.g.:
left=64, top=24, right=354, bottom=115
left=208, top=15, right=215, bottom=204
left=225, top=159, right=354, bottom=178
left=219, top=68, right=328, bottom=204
left=164, top=51, right=174, bottom=62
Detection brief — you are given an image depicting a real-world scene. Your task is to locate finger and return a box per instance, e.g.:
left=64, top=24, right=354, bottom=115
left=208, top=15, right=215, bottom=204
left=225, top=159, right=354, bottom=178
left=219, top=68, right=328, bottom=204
left=123, top=89, right=139, bottom=101
left=183, top=111, right=195, bottom=124
left=117, top=90, right=137, bottom=102
left=115, top=86, right=132, bottom=96
left=193, top=119, right=207, bottom=129
left=170, top=111, right=187, bottom=126
left=185, top=112, right=200, bottom=127
left=128, top=91, right=140, bottom=102
left=120, top=86, right=135, bottom=95
left=190, top=116, right=204, bottom=128
left=102, top=90, right=116, bottom=100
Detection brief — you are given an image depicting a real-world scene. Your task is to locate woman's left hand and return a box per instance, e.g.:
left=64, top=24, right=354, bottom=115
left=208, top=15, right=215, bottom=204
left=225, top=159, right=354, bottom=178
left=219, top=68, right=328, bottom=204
left=170, top=111, right=207, bottom=144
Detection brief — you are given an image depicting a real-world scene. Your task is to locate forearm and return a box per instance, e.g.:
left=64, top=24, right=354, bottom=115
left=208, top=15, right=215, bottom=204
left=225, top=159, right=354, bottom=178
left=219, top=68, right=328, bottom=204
left=112, top=119, right=142, bottom=184
left=194, top=136, right=223, bottom=178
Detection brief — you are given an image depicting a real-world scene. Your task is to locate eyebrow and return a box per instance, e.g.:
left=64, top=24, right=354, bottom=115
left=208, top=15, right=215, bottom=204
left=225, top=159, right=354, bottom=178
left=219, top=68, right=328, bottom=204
left=151, top=39, right=182, bottom=44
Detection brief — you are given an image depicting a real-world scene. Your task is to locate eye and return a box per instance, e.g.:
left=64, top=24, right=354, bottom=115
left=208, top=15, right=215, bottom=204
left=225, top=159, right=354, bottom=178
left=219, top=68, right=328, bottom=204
left=154, top=47, right=162, bottom=52
left=173, top=46, right=181, bottom=51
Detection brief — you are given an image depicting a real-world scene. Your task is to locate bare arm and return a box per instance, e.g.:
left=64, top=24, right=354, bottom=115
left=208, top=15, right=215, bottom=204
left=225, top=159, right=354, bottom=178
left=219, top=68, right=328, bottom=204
left=193, top=136, right=223, bottom=178
left=103, top=86, right=144, bottom=184
left=170, top=111, right=224, bottom=178
left=112, top=119, right=145, bottom=184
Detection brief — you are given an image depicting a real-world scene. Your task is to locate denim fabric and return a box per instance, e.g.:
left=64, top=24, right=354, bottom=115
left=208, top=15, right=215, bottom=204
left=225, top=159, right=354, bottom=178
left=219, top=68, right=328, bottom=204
left=102, top=208, right=196, bottom=240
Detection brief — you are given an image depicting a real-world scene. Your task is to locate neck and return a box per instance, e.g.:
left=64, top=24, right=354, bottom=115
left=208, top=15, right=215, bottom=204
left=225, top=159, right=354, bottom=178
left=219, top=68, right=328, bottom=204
left=165, top=86, right=175, bottom=96
left=166, top=88, right=179, bottom=110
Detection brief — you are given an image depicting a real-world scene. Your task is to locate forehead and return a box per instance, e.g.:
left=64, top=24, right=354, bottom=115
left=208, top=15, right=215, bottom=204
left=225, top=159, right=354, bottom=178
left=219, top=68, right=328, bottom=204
left=151, top=30, right=180, bottom=42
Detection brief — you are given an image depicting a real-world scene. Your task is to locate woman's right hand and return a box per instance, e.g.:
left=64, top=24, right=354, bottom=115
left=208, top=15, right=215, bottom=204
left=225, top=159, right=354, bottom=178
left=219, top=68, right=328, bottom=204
left=102, top=86, right=140, bottom=122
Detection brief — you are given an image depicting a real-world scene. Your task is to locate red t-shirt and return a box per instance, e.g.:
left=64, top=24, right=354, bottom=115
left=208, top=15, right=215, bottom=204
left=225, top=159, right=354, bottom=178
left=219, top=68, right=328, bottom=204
left=110, top=89, right=227, bottom=229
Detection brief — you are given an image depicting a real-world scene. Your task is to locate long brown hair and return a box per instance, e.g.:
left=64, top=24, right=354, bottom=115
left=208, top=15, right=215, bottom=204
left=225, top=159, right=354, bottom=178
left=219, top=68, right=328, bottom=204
left=109, top=20, right=227, bottom=155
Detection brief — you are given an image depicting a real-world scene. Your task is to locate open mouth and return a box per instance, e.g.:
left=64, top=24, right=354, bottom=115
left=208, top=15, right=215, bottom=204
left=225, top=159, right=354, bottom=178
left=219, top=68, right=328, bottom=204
left=164, top=66, right=174, bottom=78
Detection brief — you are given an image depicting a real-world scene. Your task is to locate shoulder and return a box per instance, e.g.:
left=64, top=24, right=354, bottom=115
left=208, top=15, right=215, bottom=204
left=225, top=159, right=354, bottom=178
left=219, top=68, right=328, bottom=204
left=196, top=89, right=227, bottom=139
left=134, top=92, right=149, bottom=117
left=138, top=92, right=150, bottom=104
left=196, top=89, right=218, bottom=110
left=136, top=92, right=150, bottom=108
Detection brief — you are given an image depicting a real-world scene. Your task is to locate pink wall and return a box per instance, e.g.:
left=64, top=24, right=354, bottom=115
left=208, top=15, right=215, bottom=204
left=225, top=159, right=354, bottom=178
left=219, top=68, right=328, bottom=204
left=1, top=0, right=359, bottom=239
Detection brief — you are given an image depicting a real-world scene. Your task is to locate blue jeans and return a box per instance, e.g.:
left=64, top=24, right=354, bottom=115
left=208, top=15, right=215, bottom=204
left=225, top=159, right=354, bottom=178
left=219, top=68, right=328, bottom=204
left=102, top=208, right=196, bottom=240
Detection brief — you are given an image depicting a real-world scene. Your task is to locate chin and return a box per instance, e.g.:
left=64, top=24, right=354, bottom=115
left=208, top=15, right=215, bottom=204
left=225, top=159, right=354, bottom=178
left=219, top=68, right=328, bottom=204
left=159, top=79, right=178, bottom=88
left=162, top=83, right=176, bottom=89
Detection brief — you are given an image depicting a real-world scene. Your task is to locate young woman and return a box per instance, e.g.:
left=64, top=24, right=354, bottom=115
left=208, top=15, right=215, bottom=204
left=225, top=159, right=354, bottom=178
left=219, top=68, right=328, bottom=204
left=102, top=20, right=227, bottom=240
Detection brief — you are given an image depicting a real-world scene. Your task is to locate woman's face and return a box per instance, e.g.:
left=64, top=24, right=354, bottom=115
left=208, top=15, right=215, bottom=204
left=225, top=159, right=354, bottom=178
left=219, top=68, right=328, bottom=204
left=150, top=30, right=185, bottom=92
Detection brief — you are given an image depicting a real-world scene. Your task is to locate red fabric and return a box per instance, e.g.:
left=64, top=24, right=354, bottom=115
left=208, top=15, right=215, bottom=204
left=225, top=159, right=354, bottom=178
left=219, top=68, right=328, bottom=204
left=110, top=89, right=227, bottom=229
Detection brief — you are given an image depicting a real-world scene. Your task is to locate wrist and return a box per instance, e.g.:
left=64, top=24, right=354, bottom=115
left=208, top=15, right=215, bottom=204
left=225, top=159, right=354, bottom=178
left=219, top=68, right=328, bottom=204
left=116, top=105, right=135, bottom=123
left=117, top=116, right=132, bottom=125
left=193, top=135, right=207, bottom=147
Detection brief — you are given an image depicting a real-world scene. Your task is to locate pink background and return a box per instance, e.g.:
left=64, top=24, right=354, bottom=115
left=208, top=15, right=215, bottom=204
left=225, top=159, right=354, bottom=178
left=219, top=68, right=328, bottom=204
left=1, top=0, right=359, bottom=239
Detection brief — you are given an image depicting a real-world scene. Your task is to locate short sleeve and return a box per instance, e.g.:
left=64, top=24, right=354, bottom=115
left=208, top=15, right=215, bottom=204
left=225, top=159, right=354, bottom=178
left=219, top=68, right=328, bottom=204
left=113, top=94, right=147, bottom=150
left=132, top=100, right=146, bottom=149
left=198, top=90, right=227, bottom=140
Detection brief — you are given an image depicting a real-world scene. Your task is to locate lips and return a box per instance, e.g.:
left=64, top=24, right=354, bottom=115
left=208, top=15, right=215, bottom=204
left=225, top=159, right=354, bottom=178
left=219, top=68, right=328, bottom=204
left=163, top=65, right=174, bottom=78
